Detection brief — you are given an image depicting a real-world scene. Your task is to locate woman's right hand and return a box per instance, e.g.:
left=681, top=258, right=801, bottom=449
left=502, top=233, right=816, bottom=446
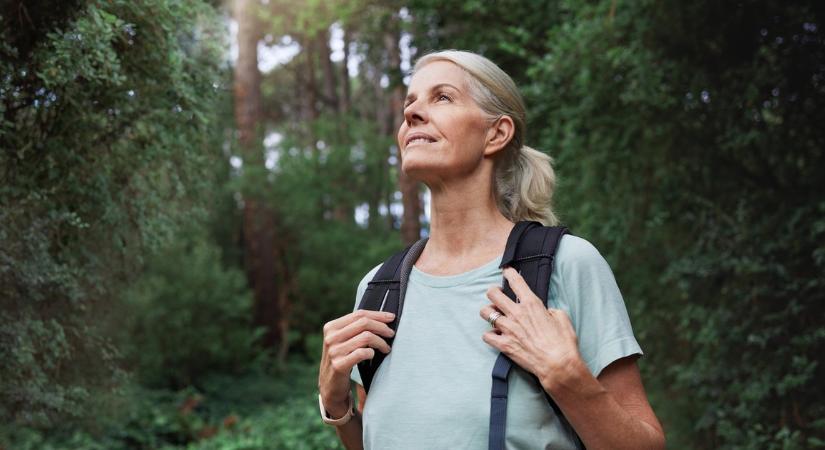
left=318, top=310, right=396, bottom=417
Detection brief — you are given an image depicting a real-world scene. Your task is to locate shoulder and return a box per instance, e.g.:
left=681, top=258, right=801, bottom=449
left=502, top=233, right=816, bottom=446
left=555, top=233, right=611, bottom=273
left=548, top=233, right=623, bottom=315
left=358, top=262, right=383, bottom=289
left=352, top=262, right=384, bottom=310
left=550, top=233, right=642, bottom=376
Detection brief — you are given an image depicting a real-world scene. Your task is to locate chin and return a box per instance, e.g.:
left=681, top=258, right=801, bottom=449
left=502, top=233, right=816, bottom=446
left=400, top=146, right=474, bottom=183
left=399, top=159, right=430, bottom=181
left=400, top=155, right=441, bottom=183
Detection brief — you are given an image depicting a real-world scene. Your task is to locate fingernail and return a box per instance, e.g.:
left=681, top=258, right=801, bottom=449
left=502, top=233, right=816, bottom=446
left=385, top=312, right=396, bottom=319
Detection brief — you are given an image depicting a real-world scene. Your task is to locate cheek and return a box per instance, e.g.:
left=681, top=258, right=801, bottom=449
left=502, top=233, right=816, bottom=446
left=454, top=112, right=488, bottom=145
left=397, top=124, right=407, bottom=147
left=450, top=122, right=488, bottom=162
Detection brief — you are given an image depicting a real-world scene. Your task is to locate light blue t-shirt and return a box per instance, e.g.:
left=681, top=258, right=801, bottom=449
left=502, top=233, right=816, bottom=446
left=349, top=234, right=642, bottom=449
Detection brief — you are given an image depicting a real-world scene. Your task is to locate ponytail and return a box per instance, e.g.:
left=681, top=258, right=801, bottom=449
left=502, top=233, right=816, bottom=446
left=494, top=145, right=559, bottom=226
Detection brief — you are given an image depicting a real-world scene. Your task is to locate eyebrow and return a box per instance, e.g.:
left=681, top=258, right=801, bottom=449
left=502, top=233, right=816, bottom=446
left=404, top=83, right=461, bottom=105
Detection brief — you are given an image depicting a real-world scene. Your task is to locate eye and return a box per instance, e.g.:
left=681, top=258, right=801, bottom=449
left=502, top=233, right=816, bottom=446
left=436, top=92, right=452, bottom=102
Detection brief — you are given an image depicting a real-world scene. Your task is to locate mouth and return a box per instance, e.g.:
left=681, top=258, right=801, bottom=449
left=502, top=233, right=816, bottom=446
left=405, top=133, right=437, bottom=148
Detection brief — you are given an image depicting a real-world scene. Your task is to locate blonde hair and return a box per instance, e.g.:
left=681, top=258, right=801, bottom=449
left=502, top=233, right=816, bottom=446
left=411, top=49, right=559, bottom=226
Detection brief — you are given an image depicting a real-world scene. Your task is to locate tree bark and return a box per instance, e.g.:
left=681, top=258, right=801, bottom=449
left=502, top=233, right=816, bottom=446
left=370, top=62, right=395, bottom=231
left=234, top=0, right=261, bottom=148
left=303, top=29, right=320, bottom=125
left=384, top=14, right=421, bottom=244
left=339, top=26, right=352, bottom=115
left=318, top=28, right=339, bottom=112
left=234, top=0, right=285, bottom=351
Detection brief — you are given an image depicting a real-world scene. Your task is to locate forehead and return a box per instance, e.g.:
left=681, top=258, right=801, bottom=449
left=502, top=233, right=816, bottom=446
left=407, top=60, right=468, bottom=95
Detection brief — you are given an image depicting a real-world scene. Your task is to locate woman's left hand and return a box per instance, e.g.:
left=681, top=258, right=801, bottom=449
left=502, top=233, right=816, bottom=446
left=480, top=267, right=583, bottom=390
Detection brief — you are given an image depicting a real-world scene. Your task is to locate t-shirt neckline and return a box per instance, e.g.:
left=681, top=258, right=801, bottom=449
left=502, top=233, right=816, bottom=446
left=410, top=254, right=503, bottom=288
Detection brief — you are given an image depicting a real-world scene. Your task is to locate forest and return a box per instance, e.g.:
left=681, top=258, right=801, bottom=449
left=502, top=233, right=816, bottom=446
left=1, top=0, right=823, bottom=448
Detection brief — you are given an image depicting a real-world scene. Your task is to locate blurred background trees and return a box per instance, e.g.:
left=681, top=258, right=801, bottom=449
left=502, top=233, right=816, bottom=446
left=1, top=0, right=823, bottom=448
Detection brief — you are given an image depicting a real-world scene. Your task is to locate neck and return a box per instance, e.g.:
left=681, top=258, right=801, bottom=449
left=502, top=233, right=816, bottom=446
left=421, top=168, right=514, bottom=267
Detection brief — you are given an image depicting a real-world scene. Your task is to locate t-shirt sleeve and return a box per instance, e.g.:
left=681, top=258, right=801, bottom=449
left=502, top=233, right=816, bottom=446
left=349, top=262, right=384, bottom=386
left=547, top=235, right=643, bottom=377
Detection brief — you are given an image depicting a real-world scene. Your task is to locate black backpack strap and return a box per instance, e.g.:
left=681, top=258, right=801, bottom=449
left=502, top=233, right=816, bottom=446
left=356, top=237, right=428, bottom=393
left=489, top=222, right=584, bottom=450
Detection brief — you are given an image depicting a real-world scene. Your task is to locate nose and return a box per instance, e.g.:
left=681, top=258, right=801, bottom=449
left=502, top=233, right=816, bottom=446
left=403, top=100, right=427, bottom=126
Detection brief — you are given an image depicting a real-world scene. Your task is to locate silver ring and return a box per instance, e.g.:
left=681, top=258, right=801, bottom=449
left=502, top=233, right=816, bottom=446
left=487, top=311, right=503, bottom=328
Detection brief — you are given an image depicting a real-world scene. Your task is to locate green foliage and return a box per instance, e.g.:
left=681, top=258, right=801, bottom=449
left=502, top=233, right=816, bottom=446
left=182, top=396, right=342, bottom=450
left=234, top=113, right=402, bottom=351
left=524, top=0, right=825, bottom=447
left=122, top=230, right=263, bottom=388
left=406, top=0, right=566, bottom=88
left=3, top=0, right=822, bottom=448
left=0, top=360, right=342, bottom=450
left=0, top=0, right=227, bottom=425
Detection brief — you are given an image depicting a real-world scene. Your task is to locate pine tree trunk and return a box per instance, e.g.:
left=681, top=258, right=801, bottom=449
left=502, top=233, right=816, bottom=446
left=339, top=26, right=352, bottom=115
left=234, top=0, right=285, bottom=352
left=384, top=15, right=421, bottom=244
left=319, top=28, right=339, bottom=112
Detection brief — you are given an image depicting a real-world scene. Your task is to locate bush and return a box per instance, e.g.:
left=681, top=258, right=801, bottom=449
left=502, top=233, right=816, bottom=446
left=123, top=231, right=264, bottom=388
left=0, top=360, right=341, bottom=450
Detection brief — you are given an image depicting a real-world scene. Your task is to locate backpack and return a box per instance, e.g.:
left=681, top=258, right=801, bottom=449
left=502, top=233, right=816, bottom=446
left=356, top=220, right=584, bottom=450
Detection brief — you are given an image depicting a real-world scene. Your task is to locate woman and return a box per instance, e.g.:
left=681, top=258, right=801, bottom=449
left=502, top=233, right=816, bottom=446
left=318, top=49, right=665, bottom=450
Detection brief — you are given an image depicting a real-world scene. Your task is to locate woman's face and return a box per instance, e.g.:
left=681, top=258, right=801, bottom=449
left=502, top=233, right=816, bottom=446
left=397, top=60, right=494, bottom=184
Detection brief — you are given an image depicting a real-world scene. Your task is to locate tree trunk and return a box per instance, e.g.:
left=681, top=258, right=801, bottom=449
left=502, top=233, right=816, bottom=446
left=234, top=0, right=261, bottom=148
left=339, top=26, right=351, bottom=115
left=317, top=27, right=351, bottom=223
left=384, top=15, right=421, bottom=244
left=303, top=30, right=320, bottom=125
left=233, top=0, right=285, bottom=352
left=318, top=28, right=339, bottom=112
left=370, top=61, right=395, bottom=231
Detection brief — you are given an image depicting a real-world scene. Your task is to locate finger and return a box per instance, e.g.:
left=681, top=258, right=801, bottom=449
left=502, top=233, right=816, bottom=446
left=502, top=267, right=542, bottom=306
left=332, top=330, right=391, bottom=358
left=481, top=329, right=509, bottom=352
left=486, top=285, right=518, bottom=316
left=479, top=305, right=515, bottom=333
left=324, top=309, right=395, bottom=334
left=479, top=304, right=501, bottom=323
left=328, top=314, right=396, bottom=346
left=331, top=347, right=376, bottom=374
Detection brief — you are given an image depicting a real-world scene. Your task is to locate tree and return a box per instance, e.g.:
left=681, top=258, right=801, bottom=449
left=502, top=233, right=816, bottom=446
left=527, top=1, right=825, bottom=447
left=0, top=0, right=226, bottom=425
left=233, top=0, right=288, bottom=355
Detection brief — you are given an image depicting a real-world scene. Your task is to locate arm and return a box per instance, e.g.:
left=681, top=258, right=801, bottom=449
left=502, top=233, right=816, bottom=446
left=325, top=383, right=368, bottom=450
left=480, top=267, right=665, bottom=450
left=319, top=310, right=395, bottom=450
left=544, top=354, right=664, bottom=450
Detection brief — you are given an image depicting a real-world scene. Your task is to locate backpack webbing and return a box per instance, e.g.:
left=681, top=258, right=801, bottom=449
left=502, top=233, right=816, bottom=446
left=489, top=221, right=583, bottom=450
left=356, top=237, right=427, bottom=393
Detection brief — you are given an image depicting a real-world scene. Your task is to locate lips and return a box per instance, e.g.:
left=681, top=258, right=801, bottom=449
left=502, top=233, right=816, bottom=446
left=405, top=132, right=437, bottom=148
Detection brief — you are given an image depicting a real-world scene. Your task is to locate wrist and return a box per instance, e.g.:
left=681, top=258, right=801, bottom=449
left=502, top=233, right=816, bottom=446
left=539, top=353, right=589, bottom=394
left=320, top=391, right=351, bottom=417
left=319, top=391, right=355, bottom=426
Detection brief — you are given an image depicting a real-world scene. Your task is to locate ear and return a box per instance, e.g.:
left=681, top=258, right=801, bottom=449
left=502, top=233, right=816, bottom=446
left=483, top=115, right=515, bottom=157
